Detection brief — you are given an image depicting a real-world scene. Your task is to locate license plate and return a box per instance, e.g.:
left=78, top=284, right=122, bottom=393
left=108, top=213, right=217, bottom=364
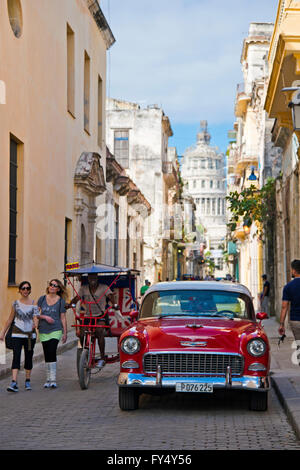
left=176, top=383, right=213, bottom=393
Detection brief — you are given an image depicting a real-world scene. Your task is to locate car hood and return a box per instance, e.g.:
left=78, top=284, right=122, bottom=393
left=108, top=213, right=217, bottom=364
left=134, top=317, right=259, bottom=352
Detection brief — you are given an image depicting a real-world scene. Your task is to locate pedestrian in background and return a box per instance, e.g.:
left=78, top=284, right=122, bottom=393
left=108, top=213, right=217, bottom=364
left=279, top=260, right=300, bottom=347
left=0, top=281, right=39, bottom=392
left=37, top=279, right=67, bottom=388
left=260, top=274, right=271, bottom=315
left=140, top=280, right=151, bottom=297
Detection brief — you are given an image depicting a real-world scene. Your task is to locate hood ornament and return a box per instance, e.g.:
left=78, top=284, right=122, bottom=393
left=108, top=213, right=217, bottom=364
left=181, top=341, right=207, bottom=347
left=186, top=323, right=203, bottom=329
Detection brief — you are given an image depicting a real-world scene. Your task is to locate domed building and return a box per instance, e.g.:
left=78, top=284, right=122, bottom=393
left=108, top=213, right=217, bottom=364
left=181, top=121, right=227, bottom=277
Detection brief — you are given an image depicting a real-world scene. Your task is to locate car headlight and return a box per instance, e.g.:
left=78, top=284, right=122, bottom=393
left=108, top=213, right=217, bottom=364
left=247, top=338, right=267, bottom=357
left=121, top=336, right=141, bottom=355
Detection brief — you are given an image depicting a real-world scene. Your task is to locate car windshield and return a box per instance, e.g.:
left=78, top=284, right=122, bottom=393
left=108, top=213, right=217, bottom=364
left=140, top=290, right=254, bottom=320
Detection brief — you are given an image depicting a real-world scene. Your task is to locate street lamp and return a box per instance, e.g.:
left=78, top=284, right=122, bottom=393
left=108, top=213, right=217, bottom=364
left=248, top=167, right=257, bottom=181
left=243, top=219, right=251, bottom=235
left=282, top=86, right=300, bottom=131
left=289, top=101, right=300, bottom=131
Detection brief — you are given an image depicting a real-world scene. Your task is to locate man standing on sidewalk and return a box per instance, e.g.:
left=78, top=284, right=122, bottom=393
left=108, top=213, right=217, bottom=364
left=279, top=260, right=300, bottom=347
left=260, top=274, right=271, bottom=315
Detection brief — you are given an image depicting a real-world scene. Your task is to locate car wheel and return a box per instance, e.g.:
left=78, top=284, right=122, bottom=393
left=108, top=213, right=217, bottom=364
left=119, top=387, right=139, bottom=411
left=249, top=391, right=268, bottom=411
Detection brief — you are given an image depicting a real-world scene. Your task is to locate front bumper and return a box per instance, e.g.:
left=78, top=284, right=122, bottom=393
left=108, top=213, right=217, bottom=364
left=117, top=371, right=270, bottom=392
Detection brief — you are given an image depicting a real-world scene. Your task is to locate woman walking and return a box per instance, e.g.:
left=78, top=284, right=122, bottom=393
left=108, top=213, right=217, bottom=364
left=38, top=279, right=67, bottom=388
left=0, top=281, right=39, bottom=392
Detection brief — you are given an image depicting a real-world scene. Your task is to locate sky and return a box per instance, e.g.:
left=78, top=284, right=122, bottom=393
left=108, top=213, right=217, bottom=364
left=101, top=0, right=277, bottom=157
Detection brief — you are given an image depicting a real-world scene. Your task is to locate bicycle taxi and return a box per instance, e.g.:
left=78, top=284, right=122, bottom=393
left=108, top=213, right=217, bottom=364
left=64, top=263, right=139, bottom=390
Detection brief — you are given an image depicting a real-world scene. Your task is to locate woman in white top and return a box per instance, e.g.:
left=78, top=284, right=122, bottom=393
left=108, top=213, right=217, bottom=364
left=0, top=281, right=39, bottom=392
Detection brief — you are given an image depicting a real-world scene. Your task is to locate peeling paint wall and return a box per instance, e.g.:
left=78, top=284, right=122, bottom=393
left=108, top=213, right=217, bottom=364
left=106, top=98, right=173, bottom=282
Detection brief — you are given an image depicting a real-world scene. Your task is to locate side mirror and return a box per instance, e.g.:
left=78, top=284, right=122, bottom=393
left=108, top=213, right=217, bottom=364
left=256, top=312, right=268, bottom=321
left=129, top=310, right=139, bottom=322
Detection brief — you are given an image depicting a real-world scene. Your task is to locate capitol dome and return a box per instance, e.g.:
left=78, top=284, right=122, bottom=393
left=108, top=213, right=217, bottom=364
left=181, top=121, right=227, bottom=276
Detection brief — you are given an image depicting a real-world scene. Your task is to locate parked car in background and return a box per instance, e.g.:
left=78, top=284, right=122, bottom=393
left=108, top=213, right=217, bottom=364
left=118, top=281, right=270, bottom=412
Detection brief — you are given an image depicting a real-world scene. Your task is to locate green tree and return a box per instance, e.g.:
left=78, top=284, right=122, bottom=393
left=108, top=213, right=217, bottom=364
left=226, top=178, right=276, bottom=240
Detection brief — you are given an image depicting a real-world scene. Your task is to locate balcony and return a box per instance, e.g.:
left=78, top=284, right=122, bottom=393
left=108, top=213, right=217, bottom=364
left=227, top=152, right=235, bottom=174
left=235, top=144, right=259, bottom=174
left=235, top=83, right=251, bottom=117
left=162, top=161, right=178, bottom=188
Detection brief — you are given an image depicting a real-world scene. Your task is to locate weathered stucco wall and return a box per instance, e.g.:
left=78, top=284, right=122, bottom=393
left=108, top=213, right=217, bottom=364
left=0, top=0, right=109, bottom=325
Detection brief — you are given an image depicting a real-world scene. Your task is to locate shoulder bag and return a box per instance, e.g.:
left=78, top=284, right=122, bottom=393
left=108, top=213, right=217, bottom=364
left=5, top=320, right=14, bottom=350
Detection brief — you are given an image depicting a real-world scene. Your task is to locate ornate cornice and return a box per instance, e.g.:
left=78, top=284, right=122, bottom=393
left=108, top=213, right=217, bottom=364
left=74, top=152, right=106, bottom=196
left=106, top=147, right=124, bottom=181
left=241, top=35, right=272, bottom=64
left=106, top=147, right=152, bottom=214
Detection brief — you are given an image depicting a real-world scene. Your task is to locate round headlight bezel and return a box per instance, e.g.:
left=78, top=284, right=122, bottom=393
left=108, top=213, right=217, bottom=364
left=121, top=336, right=141, bottom=355
left=247, top=338, right=267, bottom=357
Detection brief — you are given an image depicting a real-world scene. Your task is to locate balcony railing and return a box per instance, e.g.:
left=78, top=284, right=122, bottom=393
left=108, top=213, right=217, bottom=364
left=233, top=144, right=259, bottom=169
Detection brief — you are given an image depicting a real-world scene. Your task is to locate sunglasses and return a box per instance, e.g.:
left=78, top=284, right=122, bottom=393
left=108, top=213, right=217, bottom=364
left=49, top=283, right=59, bottom=288
left=20, top=286, right=31, bottom=291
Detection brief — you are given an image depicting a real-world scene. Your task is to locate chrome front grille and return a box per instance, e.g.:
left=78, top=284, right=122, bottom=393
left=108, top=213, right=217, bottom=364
left=143, top=353, right=243, bottom=376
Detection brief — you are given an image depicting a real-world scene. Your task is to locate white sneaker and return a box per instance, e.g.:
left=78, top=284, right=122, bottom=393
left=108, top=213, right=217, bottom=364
left=49, top=382, right=57, bottom=389
left=44, top=381, right=50, bottom=389
left=96, top=359, right=105, bottom=369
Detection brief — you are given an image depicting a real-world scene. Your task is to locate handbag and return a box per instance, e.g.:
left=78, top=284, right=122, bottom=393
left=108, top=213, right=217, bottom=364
left=5, top=321, right=14, bottom=350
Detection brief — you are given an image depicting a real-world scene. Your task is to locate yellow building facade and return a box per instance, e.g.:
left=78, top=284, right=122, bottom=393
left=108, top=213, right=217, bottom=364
left=265, top=0, right=300, bottom=317
left=228, top=23, right=273, bottom=309
left=0, top=0, right=114, bottom=326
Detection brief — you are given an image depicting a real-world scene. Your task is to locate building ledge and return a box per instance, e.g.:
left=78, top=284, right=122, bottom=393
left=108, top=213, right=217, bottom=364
left=86, top=0, right=116, bottom=50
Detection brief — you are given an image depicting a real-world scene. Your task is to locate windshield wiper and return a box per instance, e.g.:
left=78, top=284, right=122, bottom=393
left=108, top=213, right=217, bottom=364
left=156, top=313, right=210, bottom=318
left=209, top=313, right=234, bottom=318
left=156, top=313, right=187, bottom=318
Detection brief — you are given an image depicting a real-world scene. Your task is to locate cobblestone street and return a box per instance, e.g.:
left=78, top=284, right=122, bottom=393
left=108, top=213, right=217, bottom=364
left=0, top=342, right=300, bottom=451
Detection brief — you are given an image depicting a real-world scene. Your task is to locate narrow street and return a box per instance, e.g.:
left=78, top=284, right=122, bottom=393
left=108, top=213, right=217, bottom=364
left=3, top=0, right=300, bottom=457
left=0, top=343, right=299, bottom=451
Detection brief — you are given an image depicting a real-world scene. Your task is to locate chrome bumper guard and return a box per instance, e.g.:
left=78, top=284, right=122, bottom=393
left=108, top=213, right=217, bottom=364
left=118, top=367, right=270, bottom=392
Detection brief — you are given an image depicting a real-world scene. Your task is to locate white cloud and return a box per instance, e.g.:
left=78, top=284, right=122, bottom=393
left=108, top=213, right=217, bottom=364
left=102, top=0, right=277, bottom=125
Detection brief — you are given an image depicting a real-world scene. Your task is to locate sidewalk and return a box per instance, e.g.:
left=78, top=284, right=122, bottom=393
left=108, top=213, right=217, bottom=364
left=263, top=316, right=300, bottom=440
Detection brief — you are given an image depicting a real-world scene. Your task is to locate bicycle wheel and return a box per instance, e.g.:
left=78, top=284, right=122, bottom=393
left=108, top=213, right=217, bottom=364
left=76, top=347, right=83, bottom=376
left=78, top=347, right=91, bottom=390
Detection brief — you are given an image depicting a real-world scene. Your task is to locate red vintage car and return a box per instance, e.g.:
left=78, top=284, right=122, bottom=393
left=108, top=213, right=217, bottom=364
left=118, top=281, right=270, bottom=411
